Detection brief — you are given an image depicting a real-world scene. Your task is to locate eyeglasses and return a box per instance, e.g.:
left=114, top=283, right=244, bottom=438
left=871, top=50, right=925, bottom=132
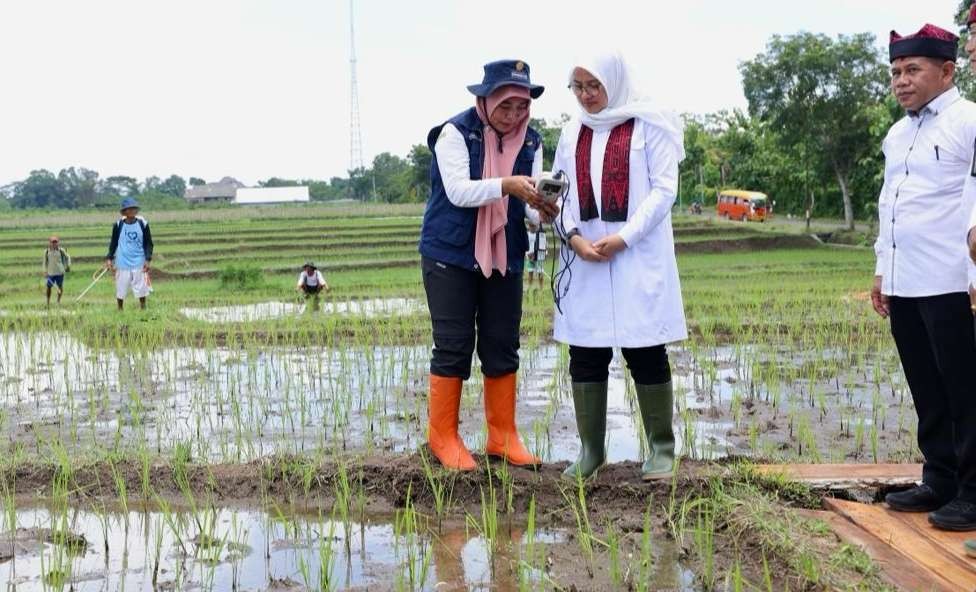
left=569, top=81, right=603, bottom=96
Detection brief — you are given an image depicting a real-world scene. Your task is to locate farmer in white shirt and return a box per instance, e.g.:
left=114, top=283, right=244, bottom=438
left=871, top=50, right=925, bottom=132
left=525, top=222, right=548, bottom=289
left=296, top=261, right=328, bottom=311
left=872, top=24, right=976, bottom=531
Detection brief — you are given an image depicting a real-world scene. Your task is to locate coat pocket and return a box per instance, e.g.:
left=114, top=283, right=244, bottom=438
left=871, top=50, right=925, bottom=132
left=439, top=208, right=475, bottom=247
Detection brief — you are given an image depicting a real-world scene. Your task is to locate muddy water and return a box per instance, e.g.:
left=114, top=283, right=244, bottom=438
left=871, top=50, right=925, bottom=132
left=0, top=505, right=697, bottom=591
left=0, top=332, right=912, bottom=465
left=180, top=298, right=425, bottom=323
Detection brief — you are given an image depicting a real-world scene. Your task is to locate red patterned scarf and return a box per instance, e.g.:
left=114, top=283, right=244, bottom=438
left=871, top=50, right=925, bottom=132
left=575, top=118, right=635, bottom=222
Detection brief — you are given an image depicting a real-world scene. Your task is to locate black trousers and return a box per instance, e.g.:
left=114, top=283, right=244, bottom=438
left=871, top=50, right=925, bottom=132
left=422, top=257, right=522, bottom=380
left=889, top=293, right=976, bottom=502
left=569, top=344, right=671, bottom=385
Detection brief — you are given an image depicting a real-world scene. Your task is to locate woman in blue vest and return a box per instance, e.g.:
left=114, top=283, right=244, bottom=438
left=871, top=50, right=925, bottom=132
left=419, top=59, right=558, bottom=471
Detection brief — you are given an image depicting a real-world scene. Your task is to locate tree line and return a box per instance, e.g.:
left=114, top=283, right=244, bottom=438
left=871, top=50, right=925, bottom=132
left=6, top=7, right=976, bottom=222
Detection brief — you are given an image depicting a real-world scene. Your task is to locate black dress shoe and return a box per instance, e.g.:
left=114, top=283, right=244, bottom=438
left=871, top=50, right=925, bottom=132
left=885, top=484, right=951, bottom=512
left=929, top=499, right=976, bottom=531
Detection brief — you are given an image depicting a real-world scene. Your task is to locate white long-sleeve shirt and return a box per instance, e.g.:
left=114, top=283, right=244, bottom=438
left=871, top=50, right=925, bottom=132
left=875, top=87, right=976, bottom=296
left=433, top=123, right=544, bottom=224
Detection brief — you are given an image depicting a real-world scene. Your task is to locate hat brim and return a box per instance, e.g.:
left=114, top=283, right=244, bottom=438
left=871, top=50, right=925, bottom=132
left=467, top=81, right=544, bottom=99
left=889, top=38, right=957, bottom=62
left=119, top=206, right=140, bottom=212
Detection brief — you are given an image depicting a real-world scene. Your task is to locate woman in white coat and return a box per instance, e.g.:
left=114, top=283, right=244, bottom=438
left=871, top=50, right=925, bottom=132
left=552, top=51, right=687, bottom=481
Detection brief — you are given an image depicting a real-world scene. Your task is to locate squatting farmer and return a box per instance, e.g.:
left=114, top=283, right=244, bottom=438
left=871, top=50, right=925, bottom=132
left=296, top=261, right=329, bottom=311
left=42, top=236, right=71, bottom=307
left=419, top=58, right=558, bottom=470
left=872, top=23, right=976, bottom=531
left=105, top=197, right=154, bottom=310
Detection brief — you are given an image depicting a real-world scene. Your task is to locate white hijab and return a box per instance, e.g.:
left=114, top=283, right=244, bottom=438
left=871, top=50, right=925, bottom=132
left=571, top=51, right=685, bottom=162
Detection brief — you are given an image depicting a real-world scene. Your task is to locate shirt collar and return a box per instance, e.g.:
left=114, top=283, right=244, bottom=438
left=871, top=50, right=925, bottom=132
left=908, top=86, right=960, bottom=118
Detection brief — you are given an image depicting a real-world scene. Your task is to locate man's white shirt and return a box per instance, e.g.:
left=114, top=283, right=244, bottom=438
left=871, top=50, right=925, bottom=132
left=876, top=87, right=976, bottom=295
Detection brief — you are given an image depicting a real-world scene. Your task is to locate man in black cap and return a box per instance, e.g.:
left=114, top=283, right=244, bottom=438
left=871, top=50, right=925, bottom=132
left=873, top=23, right=976, bottom=531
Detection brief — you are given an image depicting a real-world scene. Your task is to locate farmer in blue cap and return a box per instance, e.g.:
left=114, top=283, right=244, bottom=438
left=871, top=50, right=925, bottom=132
left=104, top=197, right=154, bottom=310
left=419, top=59, right=558, bottom=471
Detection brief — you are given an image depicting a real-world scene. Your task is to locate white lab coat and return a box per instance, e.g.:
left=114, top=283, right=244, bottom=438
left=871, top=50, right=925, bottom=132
left=552, top=118, right=687, bottom=348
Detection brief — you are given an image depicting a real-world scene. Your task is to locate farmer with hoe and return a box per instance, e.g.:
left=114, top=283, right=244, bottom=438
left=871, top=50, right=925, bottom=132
left=42, top=236, right=71, bottom=307
left=419, top=59, right=558, bottom=470
left=872, top=22, right=976, bottom=531
left=105, top=197, right=154, bottom=310
left=296, top=261, right=329, bottom=311
left=551, top=51, right=687, bottom=482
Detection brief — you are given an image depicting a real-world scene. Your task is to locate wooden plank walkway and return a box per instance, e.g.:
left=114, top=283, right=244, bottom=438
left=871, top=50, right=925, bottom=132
left=758, top=464, right=974, bottom=590
left=754, top=463, right=922, bottom=488
left=798, top=509, right=948, bottom=591
left=824, top=498, right=976, bottom=591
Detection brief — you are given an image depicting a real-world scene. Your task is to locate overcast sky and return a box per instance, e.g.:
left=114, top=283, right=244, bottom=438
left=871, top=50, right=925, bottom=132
left=0, top=0, right=962, bottom=187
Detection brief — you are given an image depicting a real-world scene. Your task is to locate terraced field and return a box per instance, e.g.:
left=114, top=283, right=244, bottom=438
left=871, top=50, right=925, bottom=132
left=0, top=204, right=901, bottom=591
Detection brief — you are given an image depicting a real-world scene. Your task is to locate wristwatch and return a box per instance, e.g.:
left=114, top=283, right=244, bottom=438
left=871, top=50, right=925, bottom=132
left=563, top=228, right=581, bottom=243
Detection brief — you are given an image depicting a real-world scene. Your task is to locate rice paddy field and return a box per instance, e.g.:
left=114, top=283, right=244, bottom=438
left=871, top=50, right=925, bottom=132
left=0, top=203, right=906, bottom=591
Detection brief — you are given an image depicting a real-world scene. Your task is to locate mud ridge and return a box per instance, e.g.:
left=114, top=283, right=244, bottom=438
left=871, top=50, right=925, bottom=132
left=6, top=454, right=694, bottom=524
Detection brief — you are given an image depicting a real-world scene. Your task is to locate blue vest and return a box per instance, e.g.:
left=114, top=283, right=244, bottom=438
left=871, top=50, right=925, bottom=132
left=419, top=107, right=539, bottom=273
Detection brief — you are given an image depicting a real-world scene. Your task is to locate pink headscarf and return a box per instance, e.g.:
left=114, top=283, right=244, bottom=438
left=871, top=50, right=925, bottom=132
left=473, top=85, right=531, bottom=277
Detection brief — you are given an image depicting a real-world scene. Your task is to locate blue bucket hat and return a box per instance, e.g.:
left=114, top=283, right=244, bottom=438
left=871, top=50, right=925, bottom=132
left=467, top=59, right=544, bottom=99
left=119, top=197, right=140, bottom=212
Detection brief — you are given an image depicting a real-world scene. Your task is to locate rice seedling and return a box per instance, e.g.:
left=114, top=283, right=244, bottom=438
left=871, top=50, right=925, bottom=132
left=635, top=502, right=655, bottom=592
left=393, top=484, right=432, bottom=592
left=517, top=495, right=538, bottom=591
left=558, top=479, right=603, bottom=576
left=419, top=449, right=454, bottom=533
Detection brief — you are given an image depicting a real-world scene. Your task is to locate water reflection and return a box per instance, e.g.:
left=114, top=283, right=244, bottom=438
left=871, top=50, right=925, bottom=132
left=0, top=505, right=696, bottom=591
left=180, top=298, right=424, bottom=323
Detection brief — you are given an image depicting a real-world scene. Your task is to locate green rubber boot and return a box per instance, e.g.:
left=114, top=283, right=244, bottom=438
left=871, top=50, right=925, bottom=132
left=561, top=382, right=608, bottom=482
left=635, top=381, right=675, bottom=481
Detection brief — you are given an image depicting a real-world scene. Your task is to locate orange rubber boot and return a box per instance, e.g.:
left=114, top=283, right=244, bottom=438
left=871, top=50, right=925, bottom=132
left=484, top=373, right=541, bottom=467
left=428, top=374, right=477, bottom=471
